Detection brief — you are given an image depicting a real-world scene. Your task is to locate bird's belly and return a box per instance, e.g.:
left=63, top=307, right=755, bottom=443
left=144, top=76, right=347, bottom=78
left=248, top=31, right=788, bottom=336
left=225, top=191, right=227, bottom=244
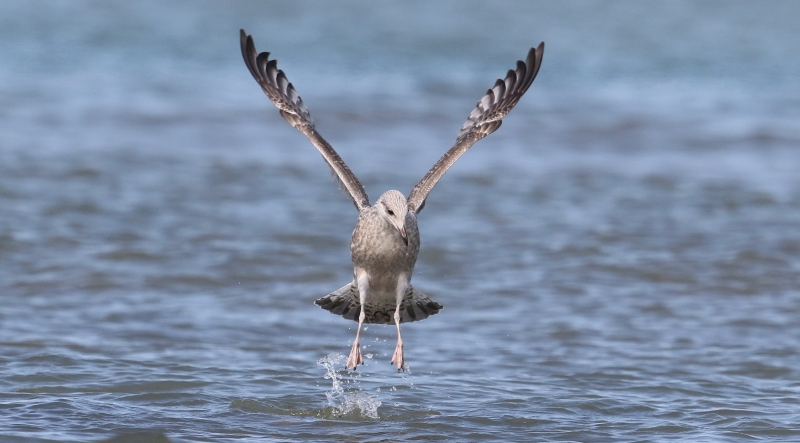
left=362, top=265, right=405, bottom=295
left=355, top=246, right=416, bottom=289
left=365, top=238, right=408, bottom=265
left=350, top=207, right=420, bottom=294
left=361, top=287, right=403, bottom=323
left=363, top=287, right=397, bottom=303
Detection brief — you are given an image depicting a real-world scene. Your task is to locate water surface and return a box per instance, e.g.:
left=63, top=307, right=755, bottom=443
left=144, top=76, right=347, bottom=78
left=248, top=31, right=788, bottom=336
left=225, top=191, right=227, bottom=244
left=2, top=1, right=800, bottom=441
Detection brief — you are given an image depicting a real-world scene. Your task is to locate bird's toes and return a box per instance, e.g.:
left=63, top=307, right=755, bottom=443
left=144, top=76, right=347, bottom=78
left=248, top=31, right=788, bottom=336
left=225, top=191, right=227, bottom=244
left=346, top=342, right=363, bottom=369
left=390, top=349, right=405, bottom=371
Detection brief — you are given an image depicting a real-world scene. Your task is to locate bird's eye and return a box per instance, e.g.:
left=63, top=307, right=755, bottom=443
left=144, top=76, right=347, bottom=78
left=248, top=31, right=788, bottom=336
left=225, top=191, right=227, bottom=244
left=387, top=209, right=395, bottom=216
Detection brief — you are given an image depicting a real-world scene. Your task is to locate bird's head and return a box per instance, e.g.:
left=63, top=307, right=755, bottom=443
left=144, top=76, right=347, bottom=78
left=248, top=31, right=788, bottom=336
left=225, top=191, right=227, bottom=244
left=377, top=190, right=409, bottom=246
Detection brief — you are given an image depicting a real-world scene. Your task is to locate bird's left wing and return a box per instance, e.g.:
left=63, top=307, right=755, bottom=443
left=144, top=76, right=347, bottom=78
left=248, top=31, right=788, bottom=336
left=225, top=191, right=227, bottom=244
left=406, top=42, right=544, bottom=214
left=240, top=29, right=370, bottom=211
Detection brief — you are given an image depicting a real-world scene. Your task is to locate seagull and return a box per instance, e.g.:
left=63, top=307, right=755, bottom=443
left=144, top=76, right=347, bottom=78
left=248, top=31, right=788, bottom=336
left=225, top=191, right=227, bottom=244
left=240, top=30, right=544, bottom=371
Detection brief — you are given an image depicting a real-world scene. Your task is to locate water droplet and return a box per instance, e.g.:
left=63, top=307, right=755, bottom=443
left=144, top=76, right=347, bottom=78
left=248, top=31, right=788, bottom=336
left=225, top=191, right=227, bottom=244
left=317, top=353, right=381, bottom=419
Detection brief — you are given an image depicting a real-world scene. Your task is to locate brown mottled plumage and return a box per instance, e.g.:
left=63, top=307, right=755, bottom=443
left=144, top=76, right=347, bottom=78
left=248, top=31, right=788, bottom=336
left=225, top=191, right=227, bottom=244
left=240, top=29, right=544, bottom=370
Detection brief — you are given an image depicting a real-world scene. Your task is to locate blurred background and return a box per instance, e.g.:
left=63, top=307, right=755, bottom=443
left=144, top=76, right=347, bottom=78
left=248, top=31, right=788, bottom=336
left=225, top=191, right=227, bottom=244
left=1, top=1, right=799, bottom=442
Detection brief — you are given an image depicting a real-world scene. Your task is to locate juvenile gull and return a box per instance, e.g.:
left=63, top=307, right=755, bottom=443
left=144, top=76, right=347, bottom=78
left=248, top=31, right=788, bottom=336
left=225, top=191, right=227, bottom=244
left=240, top=30, right=544, bottom=370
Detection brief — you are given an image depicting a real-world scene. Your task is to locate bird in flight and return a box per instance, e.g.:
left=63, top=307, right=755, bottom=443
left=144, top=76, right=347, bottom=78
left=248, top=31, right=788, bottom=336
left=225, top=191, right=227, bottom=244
left=240, top=30, right=544, bottom=371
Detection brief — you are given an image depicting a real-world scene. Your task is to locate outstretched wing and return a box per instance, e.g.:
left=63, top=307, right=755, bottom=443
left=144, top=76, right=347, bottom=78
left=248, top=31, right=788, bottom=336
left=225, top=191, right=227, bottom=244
left=406, top=42, right=544, bottom=214
left=240, top=29, right=370, bottom=211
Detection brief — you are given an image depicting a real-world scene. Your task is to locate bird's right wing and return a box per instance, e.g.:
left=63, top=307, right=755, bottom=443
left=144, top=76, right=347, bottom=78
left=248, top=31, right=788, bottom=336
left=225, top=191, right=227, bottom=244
left=406, top=42, right=544, bottom=214
left=240, top=29, right=370, bottom=211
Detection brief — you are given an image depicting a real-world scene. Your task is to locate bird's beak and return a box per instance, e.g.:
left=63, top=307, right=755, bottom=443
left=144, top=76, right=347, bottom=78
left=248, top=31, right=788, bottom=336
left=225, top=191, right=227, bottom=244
left=399, top=226, right=408, bottom=246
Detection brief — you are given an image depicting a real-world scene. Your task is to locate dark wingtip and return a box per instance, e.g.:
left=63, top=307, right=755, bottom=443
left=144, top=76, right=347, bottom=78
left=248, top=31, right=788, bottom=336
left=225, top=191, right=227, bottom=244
left=240, top=29, right=251, bottom=56
left=427, top=300, right=443, bottom=311
left=528, top=42, right=544, bottom=62
left=240, top=29, right=248, bottom=60
left=240, top=29, right=262, bottom=80
left=532, top=42, right=545, bottom=77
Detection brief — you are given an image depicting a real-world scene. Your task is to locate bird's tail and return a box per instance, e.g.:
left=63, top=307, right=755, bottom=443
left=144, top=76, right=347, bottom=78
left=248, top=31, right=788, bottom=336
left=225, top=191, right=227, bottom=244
left=315, top=282, right=443, bottom=325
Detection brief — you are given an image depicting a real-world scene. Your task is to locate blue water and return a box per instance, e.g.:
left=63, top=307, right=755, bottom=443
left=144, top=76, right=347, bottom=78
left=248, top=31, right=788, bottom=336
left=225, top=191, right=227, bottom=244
left=2, top=1, right=800, bottom=441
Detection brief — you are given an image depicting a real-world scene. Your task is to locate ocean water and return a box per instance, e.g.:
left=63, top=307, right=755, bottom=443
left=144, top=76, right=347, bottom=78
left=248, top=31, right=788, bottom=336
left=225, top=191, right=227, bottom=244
left=2, top=1, right=800, bottom=441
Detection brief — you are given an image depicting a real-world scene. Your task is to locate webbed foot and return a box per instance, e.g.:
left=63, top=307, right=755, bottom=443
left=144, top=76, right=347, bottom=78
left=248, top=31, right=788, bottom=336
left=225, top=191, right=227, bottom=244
left=346, top=340, right=363, bottom=370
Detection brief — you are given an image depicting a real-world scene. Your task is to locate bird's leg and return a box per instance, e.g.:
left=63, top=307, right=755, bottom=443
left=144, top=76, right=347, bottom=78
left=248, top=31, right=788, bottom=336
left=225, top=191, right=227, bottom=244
left=346, top=309, right=365, bottom=370
left=346, top=270, right=369, bottom=370
left=390, top=306, right=405, bottom=371
left=390, top=276, right=408, bottom=371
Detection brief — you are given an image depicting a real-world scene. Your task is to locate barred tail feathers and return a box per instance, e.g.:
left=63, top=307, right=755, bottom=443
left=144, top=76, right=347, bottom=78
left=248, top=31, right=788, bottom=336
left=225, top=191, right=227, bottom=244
left=314, top=282, right=361, bottom=322
left=315, top=283, right=442, bottom=324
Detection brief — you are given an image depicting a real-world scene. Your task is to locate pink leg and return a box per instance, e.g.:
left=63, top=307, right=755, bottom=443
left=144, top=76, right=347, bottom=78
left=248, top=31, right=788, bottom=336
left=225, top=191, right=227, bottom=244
left=346, top=271, right=369, bottom=370
left=390, top=306, right=405, bottom=371
left=345, top=311, right=364, bottom=369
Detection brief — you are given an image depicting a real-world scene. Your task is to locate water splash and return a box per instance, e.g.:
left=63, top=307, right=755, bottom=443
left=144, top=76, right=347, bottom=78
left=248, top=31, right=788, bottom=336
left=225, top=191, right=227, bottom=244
left=318, top=353, right=381, bottom=419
